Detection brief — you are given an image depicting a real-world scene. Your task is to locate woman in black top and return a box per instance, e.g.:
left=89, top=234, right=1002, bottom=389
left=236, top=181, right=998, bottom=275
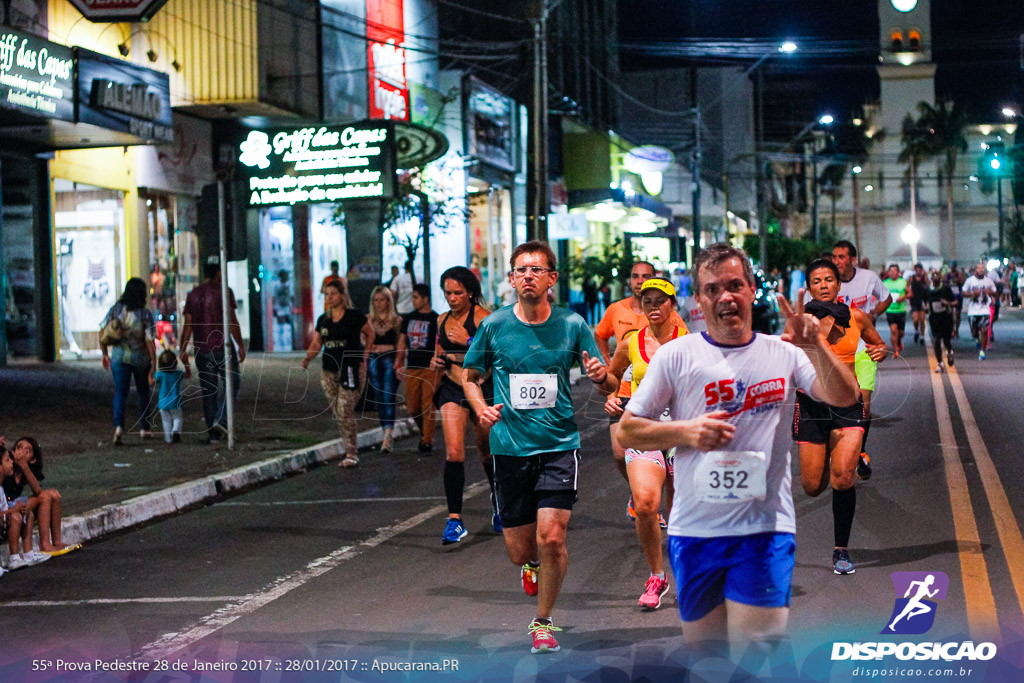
left=429, top=266, right=498, bottom=546
left=927, top=270, right=956, bottom=372
left=302, top=280, right=374, bottom=467
left=367, top=285, right=403, bottom=453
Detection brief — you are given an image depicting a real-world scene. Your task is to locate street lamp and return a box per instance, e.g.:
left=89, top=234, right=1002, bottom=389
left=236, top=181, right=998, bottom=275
left=902, top=223, right=920, bottom=265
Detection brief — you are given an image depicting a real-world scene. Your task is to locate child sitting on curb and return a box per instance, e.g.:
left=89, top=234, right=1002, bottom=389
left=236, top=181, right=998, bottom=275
left=13, top=437, right=74, bottom=555
left=153, top=349, right=187, bottom=444
left=0, top=439, right=50, bottom=570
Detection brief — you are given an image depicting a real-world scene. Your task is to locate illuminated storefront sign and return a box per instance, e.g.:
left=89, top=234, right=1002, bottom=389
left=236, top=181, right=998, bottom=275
left=67, top=0, right=170, bottom=23
left=465, top=76, right=515, bottom=172
left=77, top=48, right=173, bottom=143
left=366, top=0, right=409, bottom=121
left=239, top=122, right=397, bottom=206
left=0, top=28, right=74, bottom=121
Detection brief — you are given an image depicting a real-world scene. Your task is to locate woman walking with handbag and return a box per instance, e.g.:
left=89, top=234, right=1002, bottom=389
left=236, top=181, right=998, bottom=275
left=100, top=278, right=158, bottom=445
left=302, top=280, right=375, bottom=467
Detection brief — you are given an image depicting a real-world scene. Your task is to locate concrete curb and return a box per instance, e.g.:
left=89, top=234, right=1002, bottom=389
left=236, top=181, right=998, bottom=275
left=60, top=417, right=419, bottom=547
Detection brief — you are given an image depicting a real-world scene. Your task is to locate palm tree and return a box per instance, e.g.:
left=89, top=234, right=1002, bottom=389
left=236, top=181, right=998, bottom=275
left=899, top=111, right=932, bottom=255
left=916, top=100, right=969, bottom=261
left=814, top=122, right=877, bottom=253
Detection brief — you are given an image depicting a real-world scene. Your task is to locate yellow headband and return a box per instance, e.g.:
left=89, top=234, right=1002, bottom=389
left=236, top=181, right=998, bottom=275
left=640, top=278, right=676, bottom=298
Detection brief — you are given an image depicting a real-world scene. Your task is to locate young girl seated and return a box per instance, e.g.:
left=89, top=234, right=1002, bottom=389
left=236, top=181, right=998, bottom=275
left=12, top=437, right=73, bottom=555
left=0, top=446, right=49, bottom=569
left=153, top=350, right=186, bottom=443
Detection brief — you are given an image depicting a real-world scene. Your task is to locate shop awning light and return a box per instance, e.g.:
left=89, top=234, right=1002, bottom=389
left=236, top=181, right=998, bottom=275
left=585, top=203, right=626, bottom=223
left=623, top=216, right=657, bottom=234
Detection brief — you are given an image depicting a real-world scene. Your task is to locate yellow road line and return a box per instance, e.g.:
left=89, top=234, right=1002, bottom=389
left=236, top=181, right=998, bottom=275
left=927, top=353, right=1000, bottom=642
left=946, top=361, right=1024, bottom=630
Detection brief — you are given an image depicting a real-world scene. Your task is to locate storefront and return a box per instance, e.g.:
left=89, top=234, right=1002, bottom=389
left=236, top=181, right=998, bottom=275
left=463, top=77, right=518, bottom=307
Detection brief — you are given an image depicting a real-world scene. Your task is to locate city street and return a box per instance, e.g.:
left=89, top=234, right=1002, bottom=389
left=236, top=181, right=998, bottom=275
left=2, top=315, right=1024, bottom=682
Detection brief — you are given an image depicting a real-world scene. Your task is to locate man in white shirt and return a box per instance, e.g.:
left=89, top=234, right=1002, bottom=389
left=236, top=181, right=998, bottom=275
left=963, top=262, right=997, bottom=360
left=830, top=240, right=891, bottom=480
left=619, top=244, right=858, bottom=661
left=390, top=261, right=415, bottom=315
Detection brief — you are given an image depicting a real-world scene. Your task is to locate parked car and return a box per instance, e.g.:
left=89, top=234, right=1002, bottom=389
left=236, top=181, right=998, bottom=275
left=752, top=270, right=781, bottom=334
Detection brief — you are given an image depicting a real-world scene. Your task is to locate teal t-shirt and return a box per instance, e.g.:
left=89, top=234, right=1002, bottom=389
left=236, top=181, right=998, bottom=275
left=463, top=305, right=603, bottom=457
left=884, top=278, right=908, bottom=313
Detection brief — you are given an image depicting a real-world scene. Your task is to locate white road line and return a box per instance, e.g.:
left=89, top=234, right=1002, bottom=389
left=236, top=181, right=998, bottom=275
left=131, top=481, right=489, bottom=663
left=217, top=496, right=446, bottom=506
left=1, top=597, right=251, bottom=607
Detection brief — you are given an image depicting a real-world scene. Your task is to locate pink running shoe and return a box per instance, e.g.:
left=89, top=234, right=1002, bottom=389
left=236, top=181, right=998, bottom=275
left=529, top=619, right=562, bottom=653
left=638, top=574, right=670, bottom=610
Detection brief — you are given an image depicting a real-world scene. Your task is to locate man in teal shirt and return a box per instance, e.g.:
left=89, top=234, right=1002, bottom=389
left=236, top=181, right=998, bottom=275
left=882, top=264, right=910, bottom=358
left=464, top=240, right=614, bottom=655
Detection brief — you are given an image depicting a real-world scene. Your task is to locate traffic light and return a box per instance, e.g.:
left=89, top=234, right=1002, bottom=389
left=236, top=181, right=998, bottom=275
left=983, top=141, right=1006, bottom=174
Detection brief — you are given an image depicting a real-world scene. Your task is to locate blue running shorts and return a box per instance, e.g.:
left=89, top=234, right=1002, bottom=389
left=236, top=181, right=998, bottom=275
left=668, top=532, right=796, bottom=622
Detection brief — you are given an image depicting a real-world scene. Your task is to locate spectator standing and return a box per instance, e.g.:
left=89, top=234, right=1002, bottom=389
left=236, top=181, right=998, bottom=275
left=100, top=277, right=157, bottom=445
left=302, top=280, right=373, bottom=467
left=320, top=260, right=346, bottom=312
left=390, top=261, right=416, bottom=315
left=179, top=257, right=246, bottom=446
left=396, top=284, right=441, bottom=453
left=153, top=350, right=186, bottom=443
left=368, top=285, right=403, bottom=453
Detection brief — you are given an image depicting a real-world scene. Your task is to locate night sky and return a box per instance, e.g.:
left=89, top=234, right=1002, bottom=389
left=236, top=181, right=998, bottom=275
left=618, top=1, right=1024, bottom=139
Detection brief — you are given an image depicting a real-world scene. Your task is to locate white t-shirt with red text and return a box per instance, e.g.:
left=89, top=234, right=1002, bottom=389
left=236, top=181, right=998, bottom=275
left=627, top=332, right=818, bottom=538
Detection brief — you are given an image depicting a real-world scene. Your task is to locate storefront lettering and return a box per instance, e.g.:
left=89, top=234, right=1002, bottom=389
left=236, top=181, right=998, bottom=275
left=0, top=31, right=73, bottom=119
left=91, top=79, right=162, bottom=120
left=0, top=34, right=73, bottom=84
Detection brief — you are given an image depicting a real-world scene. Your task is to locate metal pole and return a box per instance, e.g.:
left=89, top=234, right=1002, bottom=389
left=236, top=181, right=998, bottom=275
left=217, top=180, right=235, bottom=450
left=756, top=68, right=768, bottom=269
left=997, top=175, right=1004, bottom=255
left=692, top=107, right=702, bottom=253
left=812, top=154, right=819, bottom=244
left=527, top=4, right=549, bottom=243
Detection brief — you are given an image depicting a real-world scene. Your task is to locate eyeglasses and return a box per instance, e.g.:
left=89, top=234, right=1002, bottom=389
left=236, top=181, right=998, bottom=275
left=512, top=266, right=554, bottom=277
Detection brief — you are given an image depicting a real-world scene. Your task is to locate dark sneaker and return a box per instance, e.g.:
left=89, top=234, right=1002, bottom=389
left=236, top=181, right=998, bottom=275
left=833, top=548, right=856, bottom=575
left=521, top=563, right=539, bottom=596
left=913, top=332, right=920, bottom=344
left=417, top=442, right=433, bottom=454
left=529, top=619, right=562, bottom=654
left=172, top=432, right=181, bottom=443
left=441, top=518, right=467, bottom=545
left=856, top=454, right=872, bottom=481
left=947, top=350, right=954, bottom=367
left=638, top=575, right=670, bottom=610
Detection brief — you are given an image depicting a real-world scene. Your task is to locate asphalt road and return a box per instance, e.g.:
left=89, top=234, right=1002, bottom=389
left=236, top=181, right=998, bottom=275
left=4, top=313, right=1024, bottom=682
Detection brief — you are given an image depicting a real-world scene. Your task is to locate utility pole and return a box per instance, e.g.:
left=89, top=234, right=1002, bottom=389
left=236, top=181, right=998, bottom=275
left=527, top=0, right=549, bottom=243
left=756, top=69, right=768, bottom=270
left=690, top=68, right=701, bottom=257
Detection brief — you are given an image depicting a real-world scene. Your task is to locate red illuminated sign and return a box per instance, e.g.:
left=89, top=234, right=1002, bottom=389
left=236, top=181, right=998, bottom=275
left=366, top=0, right=409, bottom=121
left=67, top=0, right=170, bottom=23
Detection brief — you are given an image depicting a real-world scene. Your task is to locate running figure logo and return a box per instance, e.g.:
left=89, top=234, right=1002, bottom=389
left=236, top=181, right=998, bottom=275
left=882, top=571, right=949, bottom=635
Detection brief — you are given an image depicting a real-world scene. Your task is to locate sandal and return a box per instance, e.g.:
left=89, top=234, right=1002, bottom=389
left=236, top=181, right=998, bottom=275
left=340, top=455, right=359, bottom=468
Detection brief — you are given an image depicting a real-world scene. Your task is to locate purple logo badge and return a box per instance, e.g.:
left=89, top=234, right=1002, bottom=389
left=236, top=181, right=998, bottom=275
left=881, top=571, right=949, bottom=635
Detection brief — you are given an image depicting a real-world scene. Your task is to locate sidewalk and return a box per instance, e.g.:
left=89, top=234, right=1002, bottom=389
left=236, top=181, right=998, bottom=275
left=0, top=352, right=423, bottom=546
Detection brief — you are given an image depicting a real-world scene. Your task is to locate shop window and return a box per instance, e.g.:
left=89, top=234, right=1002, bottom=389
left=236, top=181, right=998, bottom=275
left=890, top=30, right=904, bottom=53
left=53, top=179, right=125, bottom=356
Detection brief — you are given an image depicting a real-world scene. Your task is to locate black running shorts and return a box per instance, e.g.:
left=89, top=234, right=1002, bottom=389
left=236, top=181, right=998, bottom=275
left=493, top=450, right=579, bottom=528
left=792, top=391, right=865, bottom=445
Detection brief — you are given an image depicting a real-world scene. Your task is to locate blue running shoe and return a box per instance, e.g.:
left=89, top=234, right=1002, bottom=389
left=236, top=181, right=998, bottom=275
left=442, top=518, right=467, bottom=545
left=492, top=512, right=503, bottom=533
left=832, top=548, right=856, bottom=575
